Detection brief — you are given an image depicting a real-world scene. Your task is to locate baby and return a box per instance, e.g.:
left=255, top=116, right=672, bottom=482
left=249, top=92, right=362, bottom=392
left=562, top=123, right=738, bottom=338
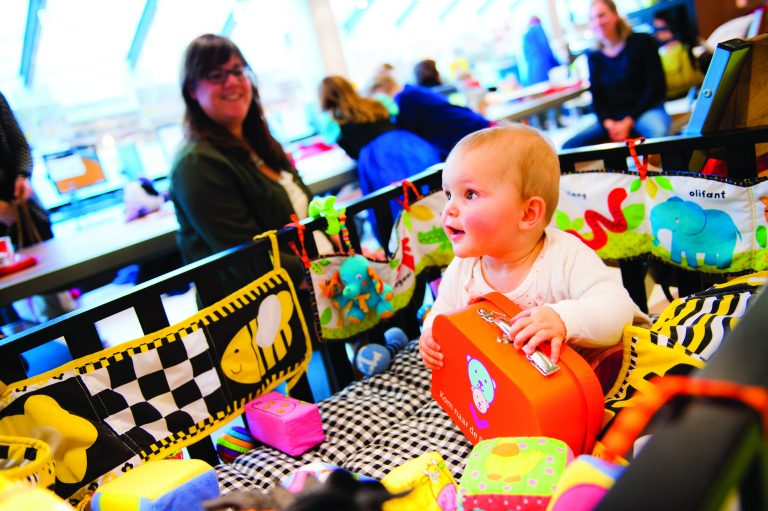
left=419, top=124, right=648, bottom=370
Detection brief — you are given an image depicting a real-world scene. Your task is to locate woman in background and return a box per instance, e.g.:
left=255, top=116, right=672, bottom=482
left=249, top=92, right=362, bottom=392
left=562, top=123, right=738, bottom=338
left=171, top=34, right=331, bottom=298
left=562, top=0, right=670, bottom=148
left=319, top=75, right=442, bottom=239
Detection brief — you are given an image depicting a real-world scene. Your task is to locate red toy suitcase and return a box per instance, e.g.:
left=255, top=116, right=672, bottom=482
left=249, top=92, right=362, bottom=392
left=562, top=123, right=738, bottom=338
left=431, top=292, right=604, bottom=454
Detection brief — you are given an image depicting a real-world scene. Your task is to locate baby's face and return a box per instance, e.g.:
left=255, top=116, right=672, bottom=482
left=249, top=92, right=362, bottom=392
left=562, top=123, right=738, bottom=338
left=441, top=147, right=525, bottom=258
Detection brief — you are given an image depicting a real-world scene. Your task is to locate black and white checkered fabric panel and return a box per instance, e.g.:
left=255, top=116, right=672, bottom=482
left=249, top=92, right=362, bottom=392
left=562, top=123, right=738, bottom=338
left=343, top=398, right=472, bottom=481
left=215, top=341, right=471, bottom=493
left=82, top=329, right=226, bottom=448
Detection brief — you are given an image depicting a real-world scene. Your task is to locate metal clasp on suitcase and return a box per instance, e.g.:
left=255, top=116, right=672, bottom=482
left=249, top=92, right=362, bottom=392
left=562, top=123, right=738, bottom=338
left=478, top=308, right=560, bottom=377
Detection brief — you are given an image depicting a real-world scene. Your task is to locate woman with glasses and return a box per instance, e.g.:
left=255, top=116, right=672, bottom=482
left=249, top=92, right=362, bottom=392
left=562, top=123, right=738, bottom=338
left=562, top=0, right=670, bottom=149
left=170, top=34, right=332, bottom=298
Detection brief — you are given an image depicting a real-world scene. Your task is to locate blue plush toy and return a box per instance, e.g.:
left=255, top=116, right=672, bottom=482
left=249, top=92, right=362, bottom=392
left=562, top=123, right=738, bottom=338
left=355, top=327, right=409, bottom=377
left=331, top=255, right=395, bottom=324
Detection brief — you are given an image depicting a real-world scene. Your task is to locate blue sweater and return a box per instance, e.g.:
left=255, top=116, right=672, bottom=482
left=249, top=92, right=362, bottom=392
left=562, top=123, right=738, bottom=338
left=588, top=32, right=667, bottom=121
left=394, top=85, right=491, bottom=157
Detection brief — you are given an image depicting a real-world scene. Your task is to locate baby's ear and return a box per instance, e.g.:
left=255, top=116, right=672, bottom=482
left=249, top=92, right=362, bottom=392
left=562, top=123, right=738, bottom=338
left=521, top=196, right=546, bottom=228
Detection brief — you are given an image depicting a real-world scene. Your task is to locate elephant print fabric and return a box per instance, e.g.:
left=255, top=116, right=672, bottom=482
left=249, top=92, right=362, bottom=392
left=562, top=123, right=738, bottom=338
left=650, top=197, right=739, bottom=269
left=556, top=170, right=768, bottom=274
left=309, top=190, right=453, bottom=341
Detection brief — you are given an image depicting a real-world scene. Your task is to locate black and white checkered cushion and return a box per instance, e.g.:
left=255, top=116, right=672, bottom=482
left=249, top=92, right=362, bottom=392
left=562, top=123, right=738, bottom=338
left=215, top=341, right=473, bottom=493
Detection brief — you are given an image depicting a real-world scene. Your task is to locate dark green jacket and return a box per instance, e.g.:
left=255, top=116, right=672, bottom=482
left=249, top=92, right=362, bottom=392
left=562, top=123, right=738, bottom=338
left=169, top=140, right=309, bottom=296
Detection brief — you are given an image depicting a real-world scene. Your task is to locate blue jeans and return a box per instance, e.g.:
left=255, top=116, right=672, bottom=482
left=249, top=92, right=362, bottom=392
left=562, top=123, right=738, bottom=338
left=562, top=106, right=671, bottom=149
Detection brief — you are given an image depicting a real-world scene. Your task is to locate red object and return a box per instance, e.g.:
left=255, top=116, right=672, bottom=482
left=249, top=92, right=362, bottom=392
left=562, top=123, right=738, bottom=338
left=431, top=292, right=604, bottom=454
left=543, top=80, right=584, bottom=95
left=0, top=253, right=37, bottom=277
left=295, top=141, right=334, bottom=160
left=701, top=158, right=728, bottom=176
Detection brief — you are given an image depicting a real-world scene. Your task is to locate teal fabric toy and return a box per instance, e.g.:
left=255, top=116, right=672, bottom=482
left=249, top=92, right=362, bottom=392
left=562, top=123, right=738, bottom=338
left=330, top=255, right=395, bottom=324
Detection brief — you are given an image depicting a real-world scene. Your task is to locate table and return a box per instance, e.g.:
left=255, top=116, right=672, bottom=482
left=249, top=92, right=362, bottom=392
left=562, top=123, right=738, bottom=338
left=485, top=81, right=589, bottom=123
left=0, top=147, right=359, bottom=307
left=296, top=145, right=357, bottom=194
left=0, top=205, right=179, bottom=306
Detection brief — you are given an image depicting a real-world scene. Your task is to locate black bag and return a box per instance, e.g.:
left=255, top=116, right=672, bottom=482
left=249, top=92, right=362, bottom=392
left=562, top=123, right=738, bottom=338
left=7, top=196, right=53, bottom=248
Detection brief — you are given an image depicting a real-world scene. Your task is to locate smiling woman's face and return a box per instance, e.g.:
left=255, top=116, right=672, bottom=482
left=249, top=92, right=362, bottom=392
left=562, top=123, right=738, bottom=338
left=190, top=55, right=253, bottom=137
left=589, top=0, right=620, bottom=44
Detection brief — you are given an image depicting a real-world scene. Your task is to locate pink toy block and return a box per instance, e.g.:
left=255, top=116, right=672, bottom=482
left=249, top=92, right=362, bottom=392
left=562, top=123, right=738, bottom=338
left=244, top=391, right=325, bottom=456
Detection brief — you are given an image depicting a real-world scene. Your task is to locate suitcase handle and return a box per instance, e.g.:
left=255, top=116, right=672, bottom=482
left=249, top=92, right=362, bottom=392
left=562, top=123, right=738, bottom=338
left=477, top=307, right=560, bottom=376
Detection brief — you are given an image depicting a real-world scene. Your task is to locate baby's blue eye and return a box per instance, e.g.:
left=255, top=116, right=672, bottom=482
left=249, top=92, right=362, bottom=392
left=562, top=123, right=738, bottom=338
left=444, top=190, right=452, bottom=200
left=465, top=190, right=478, bottom=200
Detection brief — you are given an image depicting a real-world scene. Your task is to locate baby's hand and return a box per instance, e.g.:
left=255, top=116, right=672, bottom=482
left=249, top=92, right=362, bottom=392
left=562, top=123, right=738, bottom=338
left=418, top=326, right=443, bottom=370
left=505, top=306, right=567, bottom=362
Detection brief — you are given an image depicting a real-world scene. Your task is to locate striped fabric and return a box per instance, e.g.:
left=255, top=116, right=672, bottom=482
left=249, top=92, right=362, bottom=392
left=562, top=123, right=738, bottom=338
left=651, top=272, right=767, bottom=362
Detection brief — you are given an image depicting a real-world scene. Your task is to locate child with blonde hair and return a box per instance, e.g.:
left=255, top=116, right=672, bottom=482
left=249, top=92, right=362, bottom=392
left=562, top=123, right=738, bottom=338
left=419, top=125, right=648, bottom=370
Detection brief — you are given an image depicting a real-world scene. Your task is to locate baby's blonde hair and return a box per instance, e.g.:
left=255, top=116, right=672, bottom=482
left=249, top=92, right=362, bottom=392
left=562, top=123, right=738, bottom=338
left=450, top=124, right=560, bottom=223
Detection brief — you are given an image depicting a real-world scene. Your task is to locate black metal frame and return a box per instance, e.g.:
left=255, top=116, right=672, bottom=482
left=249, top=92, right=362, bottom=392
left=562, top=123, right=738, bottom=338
left=1, top=127, right=767, bottom=504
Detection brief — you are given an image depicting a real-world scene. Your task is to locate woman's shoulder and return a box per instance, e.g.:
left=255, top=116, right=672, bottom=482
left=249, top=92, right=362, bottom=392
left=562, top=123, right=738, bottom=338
left=171, top=140, right=233, bottom=171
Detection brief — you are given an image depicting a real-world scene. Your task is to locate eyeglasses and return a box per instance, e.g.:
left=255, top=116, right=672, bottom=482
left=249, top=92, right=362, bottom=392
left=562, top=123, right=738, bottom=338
left=202, top=67, right=251, bottom=85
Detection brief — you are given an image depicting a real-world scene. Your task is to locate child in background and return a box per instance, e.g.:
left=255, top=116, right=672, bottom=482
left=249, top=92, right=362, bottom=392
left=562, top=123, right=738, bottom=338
left=419, top=125, right=649, bottom=370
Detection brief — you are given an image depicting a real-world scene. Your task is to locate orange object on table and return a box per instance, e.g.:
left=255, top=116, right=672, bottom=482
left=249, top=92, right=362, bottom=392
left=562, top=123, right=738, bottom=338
left=0, top=253, right=37, bottom=277
left=431, top=291, right=604, bottom=454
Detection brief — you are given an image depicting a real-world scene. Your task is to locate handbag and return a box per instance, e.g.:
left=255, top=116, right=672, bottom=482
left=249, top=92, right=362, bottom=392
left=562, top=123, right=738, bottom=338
left=11, top=197, right=53, bottom=249
left=431, top=292, right=604, bottom=455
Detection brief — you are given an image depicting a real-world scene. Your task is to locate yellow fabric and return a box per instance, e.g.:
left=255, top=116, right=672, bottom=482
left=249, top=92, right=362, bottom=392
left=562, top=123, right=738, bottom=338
left=545, top=456, right=618, bottom=511
left=382, top=452, right=457, bottom=511
left=0, top=474, right=74, bottom=510
left=659, top=42, right=703, bottom=99
left=602, top=272, right=765, bottom=432
left=602, top=325, right=704, bottom=429
left=0, top=435, right=56, bottom=489
left=94, top=459, right=213, bottom=511
left=0, top=397, right=96, bottom=485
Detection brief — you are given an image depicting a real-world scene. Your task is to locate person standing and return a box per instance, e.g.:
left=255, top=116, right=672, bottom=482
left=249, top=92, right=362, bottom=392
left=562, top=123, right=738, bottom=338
left=170, top=34, right=332, bottom=299
left=519, top=16, right=562, bottom=129
left=0, top=91, right=52, bottom=247
left=519, top=16, right=560, bottom=87
left=562, top=0, right=670, bottom=148
left=0, top=91, right=57, bottom=325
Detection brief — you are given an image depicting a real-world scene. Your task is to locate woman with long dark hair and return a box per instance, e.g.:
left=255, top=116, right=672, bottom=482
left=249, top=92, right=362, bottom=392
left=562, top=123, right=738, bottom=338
left=170, top=34, right=331, bottom=296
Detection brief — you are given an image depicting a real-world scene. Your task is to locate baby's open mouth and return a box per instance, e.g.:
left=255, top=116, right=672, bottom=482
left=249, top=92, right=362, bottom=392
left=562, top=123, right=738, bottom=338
left=445, top=226, right=464, bottom=239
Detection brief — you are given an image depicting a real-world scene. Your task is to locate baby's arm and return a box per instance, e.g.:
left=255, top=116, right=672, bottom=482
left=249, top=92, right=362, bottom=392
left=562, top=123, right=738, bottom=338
left=547, top=247, right=643, bottom=349
left=418, top=261, right=464, bottom=370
